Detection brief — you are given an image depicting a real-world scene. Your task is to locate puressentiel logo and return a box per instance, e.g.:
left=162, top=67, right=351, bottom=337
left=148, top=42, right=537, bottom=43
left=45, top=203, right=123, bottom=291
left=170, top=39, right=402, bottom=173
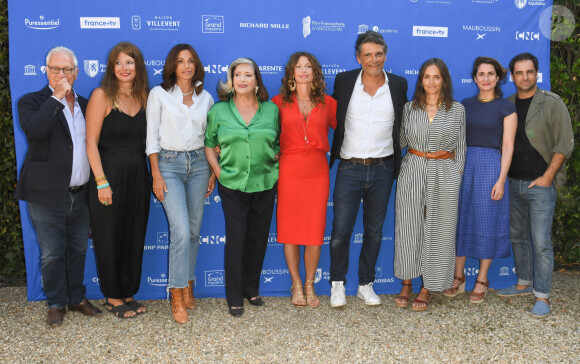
left=413, top=26, right=448, bottom=38
left=80, top=17, right=120, bottom=29
left=25, top=16, right=60, bottom=30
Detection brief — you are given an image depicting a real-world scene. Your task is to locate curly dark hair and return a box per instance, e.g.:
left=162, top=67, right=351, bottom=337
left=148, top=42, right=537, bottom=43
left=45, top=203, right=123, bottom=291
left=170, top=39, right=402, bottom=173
left=471, top=56, right=507, bottom=97
left=279, top=52, right=326, bottom=106
left=101, top=42, right=149, bottom=109
left=412, top=58, right=454, bottom=112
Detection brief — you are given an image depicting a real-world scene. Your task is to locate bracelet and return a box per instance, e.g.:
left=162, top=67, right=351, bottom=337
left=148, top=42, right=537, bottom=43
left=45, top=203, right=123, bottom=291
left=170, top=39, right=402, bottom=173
left=96, top=182, right=110, bottom=190
left=95, top=175, right=107, bottom=182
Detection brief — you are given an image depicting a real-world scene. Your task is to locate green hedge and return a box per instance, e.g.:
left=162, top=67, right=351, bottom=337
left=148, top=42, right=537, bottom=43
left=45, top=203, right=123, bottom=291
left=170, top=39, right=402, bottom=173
left=0, top=1, right=578, bottom=283
left=551, top=0, right=580, bottom=263
left=0, top=0, right=25, bottom=283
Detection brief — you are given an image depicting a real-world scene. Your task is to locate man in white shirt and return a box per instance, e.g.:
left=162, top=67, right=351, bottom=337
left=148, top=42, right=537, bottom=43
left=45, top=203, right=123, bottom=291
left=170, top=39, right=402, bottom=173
left=329, top=31, right=408, bottom=307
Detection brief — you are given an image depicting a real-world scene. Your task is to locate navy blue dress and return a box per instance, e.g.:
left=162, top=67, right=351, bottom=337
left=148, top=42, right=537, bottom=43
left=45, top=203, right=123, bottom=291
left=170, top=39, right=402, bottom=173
left=456, top=97, right=515, bottom=259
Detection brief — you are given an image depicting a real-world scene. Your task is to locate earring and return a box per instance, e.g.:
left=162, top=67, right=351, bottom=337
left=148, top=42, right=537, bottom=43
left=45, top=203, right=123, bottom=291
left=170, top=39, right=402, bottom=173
left=254, top=86, right=259, bottom=96
left=288, top=79, right=296, bottom=91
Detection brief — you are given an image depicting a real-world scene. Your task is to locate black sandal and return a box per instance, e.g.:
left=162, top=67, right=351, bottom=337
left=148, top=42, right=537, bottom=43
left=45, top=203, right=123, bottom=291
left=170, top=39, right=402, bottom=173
left=124, top=299, right=147, bottom=314
left=103, top=300, right=136, bottom=319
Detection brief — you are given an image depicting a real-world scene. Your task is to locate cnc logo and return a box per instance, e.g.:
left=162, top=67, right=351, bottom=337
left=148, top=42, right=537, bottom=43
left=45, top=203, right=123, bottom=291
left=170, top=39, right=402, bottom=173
left=204, top=64, right=229, bottom=74
left=25, top=15, right=60, bottom=30
left=205, top=270, right=225, bottom=287
left=202, top=15, right=224, bottom=33
left=84, top=60, right=99, bottom=78
left=515, top=31, right=540, bottom=41
left=80, top=17, right=120, bottom=29
left=200, top=235, right=226, bottom=245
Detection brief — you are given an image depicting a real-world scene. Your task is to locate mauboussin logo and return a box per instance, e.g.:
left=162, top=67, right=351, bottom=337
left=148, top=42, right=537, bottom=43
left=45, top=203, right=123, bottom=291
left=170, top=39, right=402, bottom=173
left=205, top=270, right=225, bottom=287
left=202, top=15, right=224, bottom=33
left=25, top=15, right=60, bottom=30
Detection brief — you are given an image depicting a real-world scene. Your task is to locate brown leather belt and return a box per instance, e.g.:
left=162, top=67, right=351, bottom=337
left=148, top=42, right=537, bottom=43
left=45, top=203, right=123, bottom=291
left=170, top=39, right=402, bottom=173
left=344, top=155, right=393, bottom=165
left=408, top=148, right=455, bottom=160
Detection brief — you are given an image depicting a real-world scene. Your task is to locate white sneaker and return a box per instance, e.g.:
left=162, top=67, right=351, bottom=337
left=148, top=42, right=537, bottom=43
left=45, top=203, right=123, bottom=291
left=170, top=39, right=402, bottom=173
left=357, top=283, right=381, bottom=305
left=330, top=281, right=346, bottom=308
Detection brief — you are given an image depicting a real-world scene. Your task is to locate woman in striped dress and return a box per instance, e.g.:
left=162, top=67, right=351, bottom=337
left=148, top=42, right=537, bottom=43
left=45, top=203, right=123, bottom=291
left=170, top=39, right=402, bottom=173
left=393, top=58, right=466, bottom=311
left=443, top=57, right=516, bottom=303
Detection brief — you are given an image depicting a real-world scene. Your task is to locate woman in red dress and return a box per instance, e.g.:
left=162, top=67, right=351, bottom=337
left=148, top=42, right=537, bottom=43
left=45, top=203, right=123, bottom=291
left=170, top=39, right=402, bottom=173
left=272, top=52, right=337, bottom=308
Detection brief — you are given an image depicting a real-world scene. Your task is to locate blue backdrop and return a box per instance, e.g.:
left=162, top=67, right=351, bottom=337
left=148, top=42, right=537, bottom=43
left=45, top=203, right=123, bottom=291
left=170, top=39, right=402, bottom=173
left=9, top=0, right=553, bottom=301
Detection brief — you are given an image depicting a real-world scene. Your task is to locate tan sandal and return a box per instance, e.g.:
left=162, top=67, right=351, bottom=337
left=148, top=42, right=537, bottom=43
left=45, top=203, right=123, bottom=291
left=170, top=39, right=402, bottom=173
left=443, top=275, right=466, bottom=298
left=395, top=282, right=413, bottom=308
left=291, top=280, right=306, bottom=307
left=411, top=287, right=431, bottom=312
left=304, top=279, right=320, bottom=308
left=469, top=280, right=489, bottom=304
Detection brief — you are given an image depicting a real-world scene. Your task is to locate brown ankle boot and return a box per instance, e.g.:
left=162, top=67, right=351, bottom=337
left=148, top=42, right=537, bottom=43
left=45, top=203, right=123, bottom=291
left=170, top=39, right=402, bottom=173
left=183, top=280, right=196, bottom=309
left=170, top=288, right=188, bottom=324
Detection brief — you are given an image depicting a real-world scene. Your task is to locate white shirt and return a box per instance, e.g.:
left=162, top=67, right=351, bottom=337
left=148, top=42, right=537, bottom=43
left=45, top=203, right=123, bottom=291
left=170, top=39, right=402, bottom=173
left=340, top=70, right=395, bottom=159
left=145, top=84, right=214, bottom=155
left=50, top=87, right=90, bottom=187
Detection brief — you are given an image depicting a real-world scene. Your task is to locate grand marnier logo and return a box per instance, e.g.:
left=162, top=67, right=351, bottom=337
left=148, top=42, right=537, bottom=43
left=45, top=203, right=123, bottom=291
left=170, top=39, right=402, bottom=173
left=24, top=15, right=60, bottom=30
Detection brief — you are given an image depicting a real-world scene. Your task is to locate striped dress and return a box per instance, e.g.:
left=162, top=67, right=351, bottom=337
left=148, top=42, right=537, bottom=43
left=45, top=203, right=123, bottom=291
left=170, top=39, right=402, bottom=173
left=394, top=101, right=466, bottom=291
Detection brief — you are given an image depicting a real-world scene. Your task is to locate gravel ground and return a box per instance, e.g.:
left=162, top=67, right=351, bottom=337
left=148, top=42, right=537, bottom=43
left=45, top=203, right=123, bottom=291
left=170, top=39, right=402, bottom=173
left=0, top=271, right=578, bottom=363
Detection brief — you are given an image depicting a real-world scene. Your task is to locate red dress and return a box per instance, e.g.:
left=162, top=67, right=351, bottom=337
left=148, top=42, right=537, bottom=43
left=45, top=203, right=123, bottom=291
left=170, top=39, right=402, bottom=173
left=272, top=94, right=337, bottom=245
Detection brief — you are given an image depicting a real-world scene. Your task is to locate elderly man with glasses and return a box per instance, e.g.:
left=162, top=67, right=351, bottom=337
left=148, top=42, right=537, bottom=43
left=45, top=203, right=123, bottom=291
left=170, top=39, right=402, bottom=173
left=15, top=46, right=102, bottom=327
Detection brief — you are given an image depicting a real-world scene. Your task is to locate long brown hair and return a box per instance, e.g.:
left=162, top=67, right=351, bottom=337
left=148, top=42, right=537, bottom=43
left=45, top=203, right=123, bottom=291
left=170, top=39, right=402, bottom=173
left=411, top=58, right=453, bottom=112
left=161, top=43, right=205, bottom=95
left=101, top=42, right=149, bottom=109
left=279, top=52, right=326, bottom=106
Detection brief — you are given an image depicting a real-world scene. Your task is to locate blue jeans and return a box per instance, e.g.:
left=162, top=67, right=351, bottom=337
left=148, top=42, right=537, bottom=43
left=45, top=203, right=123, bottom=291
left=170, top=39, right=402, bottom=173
left=329, top=159, right=395, bottom=285
left=509, top=178, right=557, bottom=299
left=159, top=148, right=210, bottom=289
left=28, top=187, right=90, bottom=308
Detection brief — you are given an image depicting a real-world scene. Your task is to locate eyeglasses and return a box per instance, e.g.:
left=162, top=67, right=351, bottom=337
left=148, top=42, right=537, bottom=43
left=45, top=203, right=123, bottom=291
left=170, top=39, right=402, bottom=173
left=47, top=66, right=76, bottom=75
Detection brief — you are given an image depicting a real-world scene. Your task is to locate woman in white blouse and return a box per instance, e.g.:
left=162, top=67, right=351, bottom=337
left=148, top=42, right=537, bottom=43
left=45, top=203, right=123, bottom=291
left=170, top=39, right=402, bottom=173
left=146, top=44, right=215, bottom=324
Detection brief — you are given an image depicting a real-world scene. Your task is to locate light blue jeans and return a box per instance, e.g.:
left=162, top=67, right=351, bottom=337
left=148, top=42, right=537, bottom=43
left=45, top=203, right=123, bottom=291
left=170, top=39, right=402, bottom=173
left=509, top=178, right=557, bottom=299
left=159, top=148, right=210, bottom=289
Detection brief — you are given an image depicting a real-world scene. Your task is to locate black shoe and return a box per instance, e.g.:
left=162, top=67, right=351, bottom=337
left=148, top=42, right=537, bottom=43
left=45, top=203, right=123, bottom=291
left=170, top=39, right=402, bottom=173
left=248, top=297, right=265, bottom=306
left=229, top=307, right=244, bottom=317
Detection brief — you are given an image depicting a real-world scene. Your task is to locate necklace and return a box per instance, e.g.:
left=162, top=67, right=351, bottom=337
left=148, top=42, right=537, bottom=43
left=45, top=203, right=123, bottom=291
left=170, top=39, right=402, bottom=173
left=426, top=102, right=440, bottom=123
left=478, top=96, right=496, bottom=103
left=182, top=90, right=194, bottom=96
left=119, top=87, right=134, bottom=95
left=301, top=110, right=312, bottom=144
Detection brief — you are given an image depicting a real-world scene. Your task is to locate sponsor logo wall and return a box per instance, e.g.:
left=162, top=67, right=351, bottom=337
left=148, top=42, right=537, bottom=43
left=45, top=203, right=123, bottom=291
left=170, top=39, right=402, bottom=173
left=9, top=0, right=551, bottom=300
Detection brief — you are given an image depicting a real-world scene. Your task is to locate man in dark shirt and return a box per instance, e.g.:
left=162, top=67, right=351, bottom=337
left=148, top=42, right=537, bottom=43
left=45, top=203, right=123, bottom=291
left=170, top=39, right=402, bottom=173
left=497, top=53, right=574, bottom=318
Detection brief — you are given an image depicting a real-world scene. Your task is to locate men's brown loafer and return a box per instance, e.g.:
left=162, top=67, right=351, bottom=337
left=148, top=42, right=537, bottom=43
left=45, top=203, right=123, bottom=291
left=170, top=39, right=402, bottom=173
left=68, top=299, right=102, bottom=316
left=46, top=307, right=66, bottom=327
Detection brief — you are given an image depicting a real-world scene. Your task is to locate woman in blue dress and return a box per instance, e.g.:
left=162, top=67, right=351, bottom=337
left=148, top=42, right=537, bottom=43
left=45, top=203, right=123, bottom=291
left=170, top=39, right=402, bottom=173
left=444, top=57, right=517, bottom=303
